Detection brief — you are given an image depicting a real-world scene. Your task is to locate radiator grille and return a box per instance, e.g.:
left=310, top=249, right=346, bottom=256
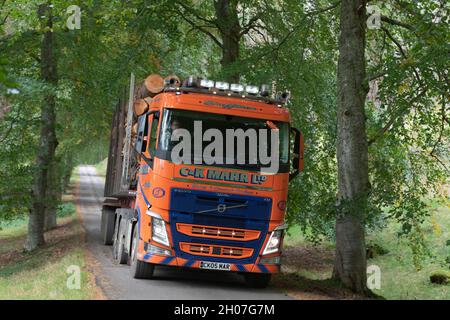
left=177, top=223, right=260, bottom=241
left=179, top=242, right=253, bottom=259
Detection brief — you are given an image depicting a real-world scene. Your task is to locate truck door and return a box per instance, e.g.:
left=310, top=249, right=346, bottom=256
left=147, top=112, right=160, bottom=162
left=135, top=114, right=148, bottom=153
left=135, top=111, right=160, bottom=168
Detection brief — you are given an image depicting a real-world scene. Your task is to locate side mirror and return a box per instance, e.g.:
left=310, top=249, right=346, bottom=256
left=135, top=114, right=148, bottom=154
left=289, top=127, right=304, bottom=181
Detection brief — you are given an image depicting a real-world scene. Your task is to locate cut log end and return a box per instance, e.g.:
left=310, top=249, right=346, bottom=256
left=133, top=99, right=149, bottom=116
left=135, top=74, right=164, bottom=100
left=144, top=74, right=164, bottom=94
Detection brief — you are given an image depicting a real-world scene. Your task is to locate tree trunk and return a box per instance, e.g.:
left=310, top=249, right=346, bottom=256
left=45, top=158, right=59, bottom=231
left=25, top=3, right=58, bottom=251
left=214, top=0, right=241, bottom=83
left=62, top=156, right=73, bottom=192
left=332, top=0, right=369, bottom=294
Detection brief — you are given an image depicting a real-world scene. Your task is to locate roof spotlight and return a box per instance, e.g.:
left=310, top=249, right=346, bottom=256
left=200, top=79, right=215, bottom=89
left=164, top=74, right=181, bottom=88
left=215, top=81, right=230, bottom=90
left=260, top=84, right=270, bottom=97
left=276, top=91, right=291, bottom=104
left=245, top=85, right=259, bottom=95
left=183, top=75, right=199, bottom=87
left=230, top=84, right=244, bottom=93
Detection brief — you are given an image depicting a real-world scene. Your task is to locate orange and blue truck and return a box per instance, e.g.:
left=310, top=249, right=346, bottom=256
left=101, top=73, right=303, bottom=288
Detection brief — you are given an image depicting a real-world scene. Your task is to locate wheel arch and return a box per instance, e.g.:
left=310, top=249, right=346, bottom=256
left=115, top=208, right=139, bottom=256
left=128, top=216, right=139, bottom=256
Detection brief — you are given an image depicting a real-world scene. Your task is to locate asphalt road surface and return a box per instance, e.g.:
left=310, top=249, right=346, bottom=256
left=78, top=165, right=291, bottom=300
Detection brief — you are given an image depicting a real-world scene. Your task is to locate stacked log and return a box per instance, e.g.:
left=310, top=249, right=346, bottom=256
left=133, top=99, right=149, bottom=116
left=135, top=74, right=164, bottom=100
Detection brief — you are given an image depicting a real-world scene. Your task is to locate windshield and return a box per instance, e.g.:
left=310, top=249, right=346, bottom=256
left=157, top=109, right=289, bottom=173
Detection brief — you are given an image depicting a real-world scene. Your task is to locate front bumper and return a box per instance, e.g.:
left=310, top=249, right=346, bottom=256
left=138, top=250, right=280, bottom=273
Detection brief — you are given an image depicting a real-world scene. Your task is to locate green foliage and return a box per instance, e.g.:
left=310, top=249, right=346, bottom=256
left=407, top=222, right=432, bottom=270
left=366, top=242, right=389, bottom=259
left=56, top=203, right=75, bottom=218
left=0, top=0, right=448, bottom=271
left=0, top=57, right=17, bottom=91
left=0, top=215, right=27, bottom=234
left=284, top=204, right=450, bottom=299
left=445, top=256, right=450, bottom=268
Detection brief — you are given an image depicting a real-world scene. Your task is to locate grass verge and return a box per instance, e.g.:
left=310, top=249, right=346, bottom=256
left=276, top=200, right=450, bottom=300
left=0, top=176, right=103, bottom=300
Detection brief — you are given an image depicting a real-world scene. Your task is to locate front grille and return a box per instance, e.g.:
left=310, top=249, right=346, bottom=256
left=170, top=188, right=271, bottom=264
left=179, top=242, right=253, bottom=259
left=176, top=223, right=260, bottom=241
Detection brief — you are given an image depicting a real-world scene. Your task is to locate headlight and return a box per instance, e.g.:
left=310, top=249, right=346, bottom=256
left=152, top=217, right=170, bottom=247
left=262, top=230, right=283, bottom=255
left=147, top=244, right=172, bottom=256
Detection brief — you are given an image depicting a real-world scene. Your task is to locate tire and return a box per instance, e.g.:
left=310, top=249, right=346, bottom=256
left=101, top=207, right=115, bottom=245
left=130, top=225, right=155, bottom=279
left=244, top=273, right=272, bottom=288
left=112, top=215, right=128, bottom=264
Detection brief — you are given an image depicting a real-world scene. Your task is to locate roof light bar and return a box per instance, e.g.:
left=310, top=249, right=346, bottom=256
left=176, top=76, right=288, bottom=106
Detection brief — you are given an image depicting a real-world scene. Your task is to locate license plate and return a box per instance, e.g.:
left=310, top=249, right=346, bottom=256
left=200, top=261, right=231, bottom=271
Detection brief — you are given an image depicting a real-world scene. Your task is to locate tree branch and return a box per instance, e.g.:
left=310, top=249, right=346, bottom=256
left=170, top=5, right=222, bottom=49
left=240, top=13, right=262, bottom=37
left=260, top=1, right=341, bottom=57
left=307, top=0, right=341, bottom=16
left=381, top=26, right=407, bottom=58
left=381, top=15, right=413, bottom=31
left=381, top=26, right=422, bottom=85
left=429, top=97, right=449, bottom=172
left=369, top=70, right=387, bottom=81
left=368, top=88, right=427, bottom=146
left=177, top=12, right=223, bottom=48
left=174, top=0, right=217, bottom=26
left=0, top=12, right=9, bottom=27
left=0, top=0, right=9, bottom=27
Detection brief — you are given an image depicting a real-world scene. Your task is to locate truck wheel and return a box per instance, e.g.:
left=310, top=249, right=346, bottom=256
left=244, top=273, right=272, bottom=288
left=130, top=225, right=155, bottom=279
left=101, top=207, right=115, bottom=245
left=112, top=216, right=128, bottom=264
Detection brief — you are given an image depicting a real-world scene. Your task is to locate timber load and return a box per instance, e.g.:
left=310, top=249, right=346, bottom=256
left=104, top=72, right=176, bottom=198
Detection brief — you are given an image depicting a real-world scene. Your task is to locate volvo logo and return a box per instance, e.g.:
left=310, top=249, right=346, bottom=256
left=195, top=203, right=247, bottom=214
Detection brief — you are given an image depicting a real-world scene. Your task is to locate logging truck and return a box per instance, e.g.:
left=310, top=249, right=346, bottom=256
left=101, top=73, right=304, bottom=288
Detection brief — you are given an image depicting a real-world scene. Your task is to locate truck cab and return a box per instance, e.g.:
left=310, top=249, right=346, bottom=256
left=101, top=76, right=303, bottom=288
